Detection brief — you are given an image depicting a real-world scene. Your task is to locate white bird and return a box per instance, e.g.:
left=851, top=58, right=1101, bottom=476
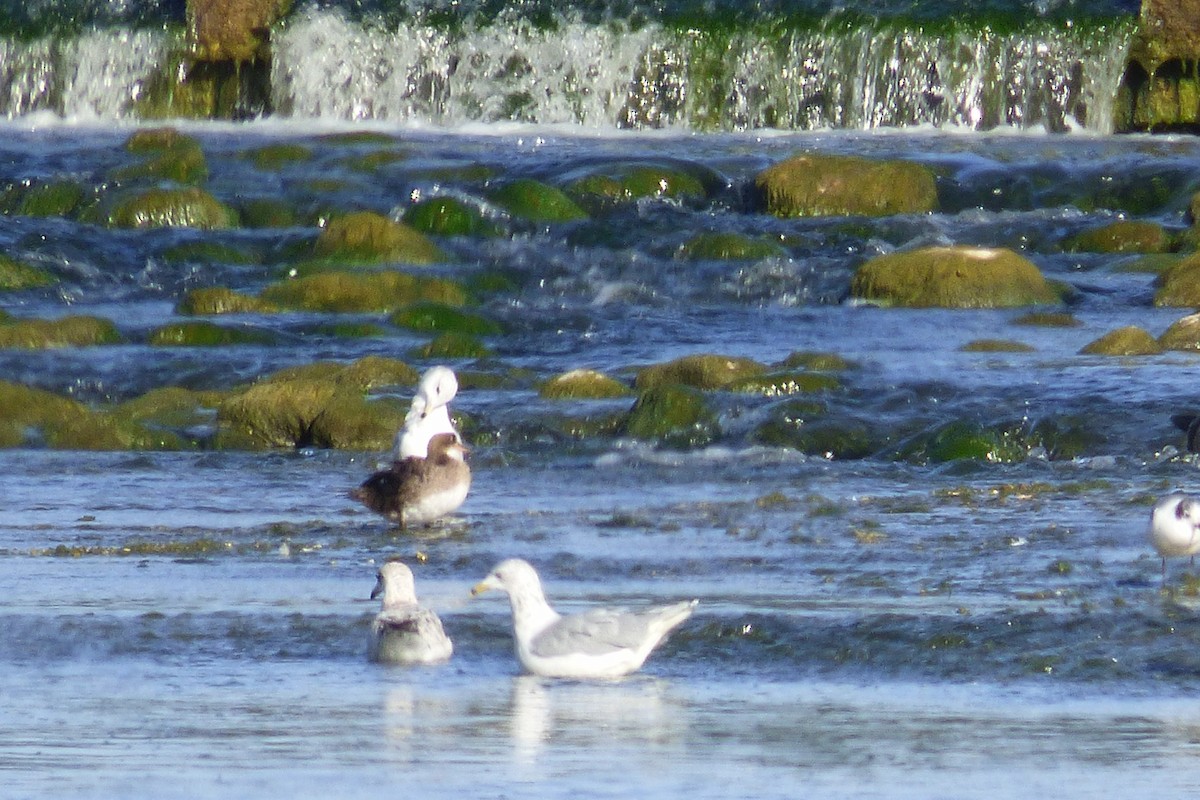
left=368, top=561, right=453, bottom=665
left=471, top=558, right=697, bottom=679
left=1149, top=493, right=1200, bottom=583
left=394, top=365, right=459, bottom=460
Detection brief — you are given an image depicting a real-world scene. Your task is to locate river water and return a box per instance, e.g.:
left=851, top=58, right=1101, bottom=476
left=5, top=1, right=1200, bottom=798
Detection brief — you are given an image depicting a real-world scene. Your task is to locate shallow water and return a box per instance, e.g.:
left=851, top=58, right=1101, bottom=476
left=5, top=109, right=1200, bottom=798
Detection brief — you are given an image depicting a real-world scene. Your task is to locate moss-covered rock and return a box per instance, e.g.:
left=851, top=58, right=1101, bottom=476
left=390, top=302, right=502, bottom=336
left=403, top=197, right=499, bottom=237
left=148, top=321, right=278, bottom=346
left=160, top=241, right=258, bottom=266
left=112, top=386, right=222, bottom=431
left=260, top=270, right=469, bottom=313
left=1159, top=312, right=1200, bottom=351
left=237, top=197, right=299, bottom=229
left=539, top=369, right=632, bottom=399
left=0, top=254, right=55, bottom=290
left=18, top=181, right=86, bottom=218
left=0, top=315, right=122, bottom=349
left=177, top=287, right=279, bottom=315
left=244, top=143, right=313, bottom=170
left=778, top=351, right=852, bottom=371
left=1080, top=326, right=1163, bottom=355
left=312, top=211, right=447, bottom=264
left=106, top=187, right=236, bottom=229
left=756, top=153, right=938, bottom=217
left=753, top=414, right=874, bottom=459
left=216, top=377, right=403, bottom=449
left=1066, top=219, right=1172, bottom=254
left=678, top=232, right=788, bottom=261
left=0, top=381, right=183, bottom=450
left=565, top=163, right=708, bottom=210
left=264, top=356, right=419, bottom=392
left=960, top=339, right=1036, bottom=352
left=412, top=331, right=492, bottom=359
left=921, top=420, right=1028, bottom=464
left=116, top=128, right=209, bottom=185
left=728, top=370, right=841, bottom=395
left=620, top=384, right=719, bottom=447
left=850, top=246, right=1061, bottom=308
left=1012, top=311, right=1082, bottom=327
left=489, top=179, right=588, bottom=222
left=1153, top=253, right=1200, bottom=307
left=634, top=353, right=768, bottom=391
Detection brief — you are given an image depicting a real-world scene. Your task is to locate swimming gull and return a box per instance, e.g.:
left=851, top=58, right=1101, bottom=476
left=351, top=432, right=471, bottom=528
left=471, top=558, right=697, bottom=679
left=368, top=560, right=453, bottom=665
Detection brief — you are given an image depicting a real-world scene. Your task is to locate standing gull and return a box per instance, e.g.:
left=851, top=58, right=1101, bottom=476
left=368, top=560, right=453, bottom=665
left=471, top=558, right=697, bottom=679
left=1149, top=493, right=1200, bottom=583
left=351, top=432, right=471, bottom=528
left=395, top=365, right=459, bottom=460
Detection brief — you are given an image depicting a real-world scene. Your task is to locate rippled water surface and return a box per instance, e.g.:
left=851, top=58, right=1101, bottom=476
left=6, top=117, right=1200, bottom=798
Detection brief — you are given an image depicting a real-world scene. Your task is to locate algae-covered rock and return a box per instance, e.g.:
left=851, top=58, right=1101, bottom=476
left=390, top=302, right=502, bottom=336
left=313, top=211, right=447, bottom=264
left=1159, top=312, right=1200, bottom=351
left=112, top=386, right=223, bottom=430
left=260, top=270, right=469, bottom=313
left=18, top=181, right=86, bottom=218
left=728, top=370, right=841, bottom=395
left=850, top=246, right=1062, bottom=308
left=217, top=377, right=403, bottom=449
left=237, top=197, right=299, bottom=229
left=188, top=0, right=292, bottom=63
left=1012, top=311, right=1082, bottom=327
left=0, top=254, right=55, bottom=290
left=960, top=339, right=1036, bottom=352
left=161, top=241, right=258, bottom=266
left=620, top=384, right=719, bottom=447
left=148, top=321, right=278, bottom=346
left=489, top=179, right=588, bottom=222
left=1066, top=219, right=1171, bottom=254
left=778, top=351, right=852, bottom=371
left=635, top=353, right=767, bottom=392
left=334, top=355, right=420, bottom=390
left=1153, top=253, right=1200, bottom=307
left=403, top=197, right=499, bottom=237
left=903, top=420, right=1029, bottom=464
left=678, top=232, right=788, bottom=261
left=178, top=287, right=279, bottom=315
left=413, top=332, right=492, bottom=359
left=0, top=381, right=182, bottom=450
left=539, top=369, right=632, bottom=399
left=752, top=410, right=874, bottom=460
left=756, top=153, right=938, bottom=217
left=1080, top=326, right=1163, bottom=355
left=565, top=164, right=708, bottom=210
left=245, top=143, right=313, bottom=170
left=116, top=128, right=209, bottom=185
left=107, top=187, right=236, bottom=229
left=0, top=315, right=122, bottom=349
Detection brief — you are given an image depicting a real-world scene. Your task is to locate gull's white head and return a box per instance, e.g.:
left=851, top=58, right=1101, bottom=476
left=412, top=366, right=458, bottom=417
left=371, top=561, right=418, bottom=608
left=471, top=558, right=542, bottom=598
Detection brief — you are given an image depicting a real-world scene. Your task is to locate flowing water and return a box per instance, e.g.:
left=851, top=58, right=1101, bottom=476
left=5, top=1, right=1200, bottom=798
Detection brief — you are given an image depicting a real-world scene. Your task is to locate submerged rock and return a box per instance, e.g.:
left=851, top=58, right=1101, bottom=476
left=15, top=181, right=86, bottom=218
left=489, top=179, right=588, bottom=222
left=1153, top=253, right=1200, bottom=306
left=177, top=287, right=279, bottom=315
left=313, top=211, right=448, bottom=265
left=260, top=270, right=469, bottom=312
left=412, top=331, right=492, bottom=359
left=0, top=315, right=122, bottom=349
left=678, top=232, right=788, bottom=261
left=0, top=255, right=55, bottom=290
left=754, top=414, right=875, bottom=460
left=728, top=370, right=841, bottom=395
left=403, top=197, right=499, bottom=237
left=106, top=187, right=236, bottom=230
left=756, top=153, right=938, bottom=217
left=621, top=384, right=719, bottom=447
left=1080, top=326, right=1163, bottom=355
left=539, top=369, right=632, bottom=399
left=960, top=339, right=1036, bottom=352
left=244, top=143, right=313, bottom=170
left=114, top=129, right=209, bottom=186
left=390, top=302, right=503, bottom=336
left=0, top=381, right=183, bottom=450
left=1066, top=219, right=1172, bottom=254
left=148, top=321, right=278, bottom=346
left=850, top=246, right=1062, bottom=308
left=565, top=163, right=709, bottom=211
left=634, top=353, right=767, bottom=391
left=1159, top=312, right=1200, bottom=351
left=778, top=351, right=853, bottom=371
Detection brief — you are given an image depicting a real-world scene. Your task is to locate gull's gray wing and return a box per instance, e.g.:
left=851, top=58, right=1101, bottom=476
left=529, top=606, right=656, bottom=658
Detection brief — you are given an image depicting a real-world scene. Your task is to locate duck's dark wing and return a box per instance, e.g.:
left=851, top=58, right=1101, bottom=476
left=349, top=458, right=428, bottom=517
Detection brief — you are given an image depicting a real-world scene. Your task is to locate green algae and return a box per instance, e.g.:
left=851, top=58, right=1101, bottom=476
left=412, top=331, right=493, bottom=359
left=756, top=153, right=938, bottom=217
left=635, top=353, right=768, bottom=391
left=17, top=180, right=86, bottom=218
left=960, top=339, right=1036, bottom=352
left=312, top=211, right=448, bottom=264
left=728, top=370, right=841, bottom=396
left=390, top=302, right=503, bottom=336
left=0, top=254, right=56, bottom=290
left=403, top=197, right=499, bottom=237
left=1079, top=326, right=1163, bottom=356
left=148, top=321, right=278, bottom=346
left=539, top=369, right=632, bottom=399
left=850, top=246, right=1062, bottom=308
left=489, top=179, right=588, bottom=222
left=1066, top=219, right=1172, bottom=254
left=0, top=315, right=122, bottom=349
left=106, top=187, right=236, bottom=230
left=621, top=384, right=719, bottom=447
left=261, top=270, right=469, bottom=313
left=244, top=143, right=314, bottom=170
left=177, top=287, right=279, bottom=315
left=678, top=232, right=788, bottom=261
